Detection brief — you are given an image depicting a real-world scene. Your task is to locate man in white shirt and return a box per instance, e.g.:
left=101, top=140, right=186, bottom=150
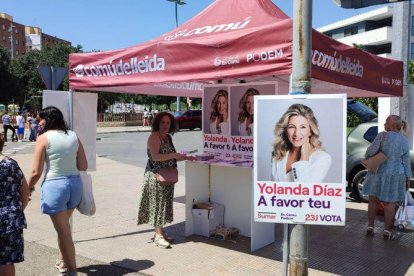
left=15, top=111, right=25, bottom=142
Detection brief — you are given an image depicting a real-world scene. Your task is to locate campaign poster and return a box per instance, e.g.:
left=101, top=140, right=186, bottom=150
left=203, top=86, right=232, bottom=159
left=253, top=94, right=346, bottom=226
left=229, top=83, right=276, bottom=160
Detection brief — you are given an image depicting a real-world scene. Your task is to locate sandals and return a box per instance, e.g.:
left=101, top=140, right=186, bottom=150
left=153, top=234, right=171, bottom=249
left=366, top=226, right=374, bottom=237
left=152, top=232, right=174, bottom=243
left=383, top=230, right=392, bottom=240
left=55, top=259, right=68, bottom=273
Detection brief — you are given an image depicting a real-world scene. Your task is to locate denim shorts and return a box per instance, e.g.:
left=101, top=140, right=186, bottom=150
left=41, top=175, right=82, bottom=215
left=17, top=127, right=24, bottom=135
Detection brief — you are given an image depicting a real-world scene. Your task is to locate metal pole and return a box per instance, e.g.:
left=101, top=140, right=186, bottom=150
left=286, top=0, right=312, bottom=275
left=174, top=0, right=181, bottom=112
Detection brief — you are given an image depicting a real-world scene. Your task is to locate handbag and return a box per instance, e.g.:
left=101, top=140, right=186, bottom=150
left=77, top=171, right=96, bottom=216
left=395, top=191, right=414, bottom=231
left=156, top=168, right=178, bottom=186
left=360, top=132, right=387, bottom=173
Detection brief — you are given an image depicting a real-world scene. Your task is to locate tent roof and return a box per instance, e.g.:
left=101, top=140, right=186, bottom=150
left=69, top=0, right=403, bottom=98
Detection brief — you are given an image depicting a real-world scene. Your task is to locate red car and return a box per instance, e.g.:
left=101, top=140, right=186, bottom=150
left=174, top=110, right=202, bottom=131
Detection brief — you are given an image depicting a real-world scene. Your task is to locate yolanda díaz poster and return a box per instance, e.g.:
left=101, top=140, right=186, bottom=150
left=253, top=94, right=346, bottom=226
left=202, top=83, right=275, bottom=163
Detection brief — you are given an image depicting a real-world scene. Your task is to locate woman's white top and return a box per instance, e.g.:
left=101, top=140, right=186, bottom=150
left=271, top=150, right=332, bottom=182
left=238, top=119, right=253, bottom=136
left=44, top=130, right=79, bottom=180
left=210, top=119, right=230, bottom=135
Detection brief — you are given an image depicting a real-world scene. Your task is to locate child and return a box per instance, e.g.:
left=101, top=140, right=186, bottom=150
left=0, top=133, right=30, bottom=276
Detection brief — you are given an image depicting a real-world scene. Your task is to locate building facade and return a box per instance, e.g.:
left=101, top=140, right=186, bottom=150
left=317, top=5, right=413, bottom=59
left=0, top=12, right=71, bottom=58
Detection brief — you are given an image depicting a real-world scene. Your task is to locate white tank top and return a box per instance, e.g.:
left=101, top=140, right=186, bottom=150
left=45, top=130, right=79, bottom=179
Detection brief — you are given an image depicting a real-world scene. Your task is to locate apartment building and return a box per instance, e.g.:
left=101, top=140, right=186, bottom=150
left=317, top=5, right=413, bottom=59
left=0, top=12, right=71, bottom=58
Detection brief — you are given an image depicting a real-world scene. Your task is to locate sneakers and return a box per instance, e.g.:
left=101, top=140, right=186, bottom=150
left=153, top=234, right=171, bottom=249
left=58, top=272, right=78, bottom=276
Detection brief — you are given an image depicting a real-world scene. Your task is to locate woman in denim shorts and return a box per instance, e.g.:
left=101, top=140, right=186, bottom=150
left=28, top=106, right=88, bottom=276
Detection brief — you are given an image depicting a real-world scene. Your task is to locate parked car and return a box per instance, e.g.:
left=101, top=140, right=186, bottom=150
left=347, top=121, right=414, bottom=202
left=174, top=109, right=202, bottom=131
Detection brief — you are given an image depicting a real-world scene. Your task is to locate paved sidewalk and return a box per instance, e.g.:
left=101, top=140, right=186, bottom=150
left=11, top=127, right=414, bottom=275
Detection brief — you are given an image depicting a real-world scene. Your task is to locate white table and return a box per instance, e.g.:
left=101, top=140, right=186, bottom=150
left=185, top=161, right=275, bottom=251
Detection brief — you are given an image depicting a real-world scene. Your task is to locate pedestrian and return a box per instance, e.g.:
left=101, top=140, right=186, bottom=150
left=137, top=112, right=195, bottom=249
left=143, top=108, right=149, bottom=126
left=27, top=106, right=88, bottom=276
left=2, top=111, right=17, bottom=142
left=0, top=133, right=30, bottom=276
left=15, top=112, right=25, bottom=142
left=363, top=115, right=412, bottom=240
left=27, top=113, right=38, bottom=142
left=270, top=103, right=332, bottom=182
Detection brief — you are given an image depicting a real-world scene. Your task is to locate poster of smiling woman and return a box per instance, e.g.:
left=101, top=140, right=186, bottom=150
left=253, top=94, right=346, bottom=226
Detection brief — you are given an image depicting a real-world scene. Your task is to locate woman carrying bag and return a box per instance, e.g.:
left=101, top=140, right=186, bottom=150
left=137, top=112, right=195, bottom=249
left=28, top=106, right=88, bottom=275
left=363, top=115, right=412, bottom=240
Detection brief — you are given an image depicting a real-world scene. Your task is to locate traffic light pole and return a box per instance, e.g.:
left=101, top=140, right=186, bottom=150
left=285, top=1, right=312, bottom=275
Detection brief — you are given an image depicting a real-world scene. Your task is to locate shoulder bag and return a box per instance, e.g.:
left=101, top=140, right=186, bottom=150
left=77, top=171, right=96, bottom=216
left=360, top=132, right=387, bottom=173
left=155, top=134, right=178, bottom=186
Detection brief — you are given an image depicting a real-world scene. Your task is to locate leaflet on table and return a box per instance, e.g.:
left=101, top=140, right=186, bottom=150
left=253, top=181, right=346, bottom=225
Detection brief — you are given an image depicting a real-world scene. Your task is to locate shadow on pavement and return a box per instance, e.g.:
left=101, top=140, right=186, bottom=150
left=78, top=258, right=152, bottom=275
left=182, top=207, right=414, bottom=276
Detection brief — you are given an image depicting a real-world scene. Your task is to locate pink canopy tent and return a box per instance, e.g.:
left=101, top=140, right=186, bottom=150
left=69, top=0, right=403, bottom=98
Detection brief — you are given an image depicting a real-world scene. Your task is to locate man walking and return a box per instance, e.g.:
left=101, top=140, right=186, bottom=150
left=2, top=111, right=17, bottom=142
left=15, top=111, right=25, bottom=142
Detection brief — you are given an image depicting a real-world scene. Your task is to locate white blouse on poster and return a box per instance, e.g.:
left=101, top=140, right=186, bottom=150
left=210, top=120, right=230, bottom=135
left=270, top=150, right=332, bottom=182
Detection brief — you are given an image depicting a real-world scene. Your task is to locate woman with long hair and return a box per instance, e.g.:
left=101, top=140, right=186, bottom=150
left=271, top=103, right=331, bottom=182
left=209, top=89, right=230, bottom=135
left=28, top=106, right=87, bottom=276
left=238, top=88, right=260, bottom=136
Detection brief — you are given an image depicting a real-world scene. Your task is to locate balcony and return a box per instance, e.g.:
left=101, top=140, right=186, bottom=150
left=336, top=26, right=392, bottom=47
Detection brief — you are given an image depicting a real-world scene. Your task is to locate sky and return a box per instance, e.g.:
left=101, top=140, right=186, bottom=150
left=1, top=0, right=388, bottom=52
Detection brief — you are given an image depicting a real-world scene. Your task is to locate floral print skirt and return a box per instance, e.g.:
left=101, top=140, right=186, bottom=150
left=137, top=170, right=174, bottom=227
left=0, top=229, right=24, bottom=265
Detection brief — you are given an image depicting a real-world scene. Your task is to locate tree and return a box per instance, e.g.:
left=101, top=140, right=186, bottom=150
left=0, top=47, right=16, bottom=107
left=9, top=43, right=83, bottom=111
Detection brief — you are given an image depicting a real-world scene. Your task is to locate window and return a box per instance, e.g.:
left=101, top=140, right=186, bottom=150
left=2, top=35, right=5, bottom=41
left=16, top=40, right=19, bottom=45
left=344, top=26, right=358, bottom=37
left=412, top=16, right=414, bottom=36
left=411, top=43, right=414, bottom=60
left=363, top=126, right=378, bottom=143
left=2, top=24, right=5, bottom=30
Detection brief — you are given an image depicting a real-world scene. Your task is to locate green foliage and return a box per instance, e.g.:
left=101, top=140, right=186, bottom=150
left=409, top=60, right=414, bottom=84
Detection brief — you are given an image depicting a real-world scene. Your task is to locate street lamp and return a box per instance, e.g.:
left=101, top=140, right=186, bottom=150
left=167, top=0, right=186, bottom=27
left=166, top=0, right=186, bottom=112
left=333, top=0, right=410, bottom=9
left=9, top=24, right=16, bottom=59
